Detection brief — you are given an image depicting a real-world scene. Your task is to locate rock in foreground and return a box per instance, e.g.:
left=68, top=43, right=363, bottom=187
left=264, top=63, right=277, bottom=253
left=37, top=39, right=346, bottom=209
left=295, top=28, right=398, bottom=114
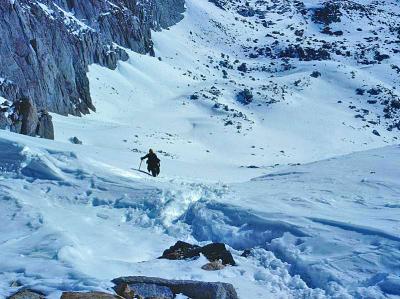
left=8, top=289, right=45, bottom=299
left=61, top=292, right=123, bottom=299
left=112, top=276, right=238, bottom=299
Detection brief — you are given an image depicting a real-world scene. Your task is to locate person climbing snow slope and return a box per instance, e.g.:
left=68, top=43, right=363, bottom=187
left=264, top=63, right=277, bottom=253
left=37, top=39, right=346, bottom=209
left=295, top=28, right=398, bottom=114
left=141, top=149, right=161, bottom=177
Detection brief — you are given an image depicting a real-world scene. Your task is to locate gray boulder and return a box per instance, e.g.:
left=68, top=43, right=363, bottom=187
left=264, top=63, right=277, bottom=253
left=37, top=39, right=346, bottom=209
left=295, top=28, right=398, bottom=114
left=14, top=98, right=39, bottom=137
left=113, top=276, right=239, bottom=299
left=36, top=110, right=54, bottom=140
left=7, top=289, right=45, bottom=299
left=61, top=291, right=123, bottom=299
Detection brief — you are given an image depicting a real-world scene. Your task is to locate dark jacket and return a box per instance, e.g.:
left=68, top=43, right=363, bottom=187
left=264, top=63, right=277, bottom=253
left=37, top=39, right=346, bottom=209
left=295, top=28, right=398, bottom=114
left=142, top=152, right=160, bottom=168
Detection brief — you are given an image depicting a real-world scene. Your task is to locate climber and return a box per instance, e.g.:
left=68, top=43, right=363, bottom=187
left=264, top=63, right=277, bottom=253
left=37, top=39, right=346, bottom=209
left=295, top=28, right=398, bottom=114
left=141, top=149, right=160, bottom=177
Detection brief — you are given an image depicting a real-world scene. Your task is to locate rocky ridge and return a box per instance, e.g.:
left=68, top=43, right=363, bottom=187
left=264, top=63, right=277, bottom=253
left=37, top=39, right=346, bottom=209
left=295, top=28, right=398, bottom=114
left=0, top=0, right=185, bottom=138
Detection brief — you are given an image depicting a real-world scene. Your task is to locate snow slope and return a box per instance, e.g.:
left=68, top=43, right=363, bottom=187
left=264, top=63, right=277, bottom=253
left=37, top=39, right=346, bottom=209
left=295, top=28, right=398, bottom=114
left=1, top=0, right=400, bottom=298
left=0, top=131, right=399, bottom=298
left=53, top=0, right=400, bottom=182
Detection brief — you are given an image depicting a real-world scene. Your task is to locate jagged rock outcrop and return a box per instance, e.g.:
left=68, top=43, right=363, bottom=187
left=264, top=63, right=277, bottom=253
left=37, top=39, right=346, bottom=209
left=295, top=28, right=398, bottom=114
left=0, top=0, right=185, bottom=138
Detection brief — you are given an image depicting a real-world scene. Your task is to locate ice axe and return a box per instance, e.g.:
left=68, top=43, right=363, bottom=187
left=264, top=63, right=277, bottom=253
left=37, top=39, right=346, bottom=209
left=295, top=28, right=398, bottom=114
left=139, top=159, right=143, bottom=171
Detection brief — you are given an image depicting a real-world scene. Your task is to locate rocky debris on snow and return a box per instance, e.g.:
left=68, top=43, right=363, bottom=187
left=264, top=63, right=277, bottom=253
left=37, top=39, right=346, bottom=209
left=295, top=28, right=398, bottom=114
left=201, top=260, right=226, bottom=271
left=354, top=84, right=400, bottom=130
left=237, top=63, right=248, bottom=73
left=310, top=71, right=321, bottom=78
left=374, top=52, right=390, bottom=62
left=279, top=45, right=330, bottom=61
left=61, top=292, right=123, bottom=299
left=236, top=89, right=253, bottom=105
left=112, top=276, right=239, bottom=299
left=372, top=129, right=381, bottom=136
left=70, top=137, right=83, bottom=145
left=8, top=289, right=45, bottom=299
left=311, top=2, right=342, bottom=25
left=237, top=6, right=255, bottom=18
left=321, top=27, right=343, bottom=36
left=160, top=241, right=236, bottom=266
left=208, top=0, right=227, bottom=10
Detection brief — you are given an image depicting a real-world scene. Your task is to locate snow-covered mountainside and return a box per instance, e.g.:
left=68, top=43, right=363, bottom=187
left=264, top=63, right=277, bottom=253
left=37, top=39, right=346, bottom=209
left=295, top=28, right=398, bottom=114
left=1, top=0, right=400, bottom=298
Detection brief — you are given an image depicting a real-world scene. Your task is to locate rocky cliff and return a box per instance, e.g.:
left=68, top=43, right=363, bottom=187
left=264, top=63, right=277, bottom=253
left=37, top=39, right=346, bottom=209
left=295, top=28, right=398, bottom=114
left=0, top=0, right=185, bottom=138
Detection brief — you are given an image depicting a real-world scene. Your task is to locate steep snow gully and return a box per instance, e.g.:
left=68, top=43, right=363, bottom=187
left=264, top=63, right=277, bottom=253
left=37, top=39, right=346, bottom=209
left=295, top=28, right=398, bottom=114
left=0, top=134, right=399, bottom=298
left=2, top=0, right=400, bottom=297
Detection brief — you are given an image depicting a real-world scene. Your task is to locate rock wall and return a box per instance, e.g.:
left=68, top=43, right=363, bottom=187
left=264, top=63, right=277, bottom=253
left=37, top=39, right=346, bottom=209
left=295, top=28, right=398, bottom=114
left=0, top=0, right=185, bottom=138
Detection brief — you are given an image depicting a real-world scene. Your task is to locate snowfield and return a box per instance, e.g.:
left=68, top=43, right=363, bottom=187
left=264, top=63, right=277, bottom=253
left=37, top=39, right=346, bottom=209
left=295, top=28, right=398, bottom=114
left=1, top=0, right=400, bottom=298
left=0, top=130, right=399, bottom=298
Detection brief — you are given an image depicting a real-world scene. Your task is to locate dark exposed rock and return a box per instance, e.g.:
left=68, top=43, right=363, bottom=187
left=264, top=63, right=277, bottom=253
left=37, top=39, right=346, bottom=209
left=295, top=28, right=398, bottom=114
left=374, top=52, right=390, bottom=62
left=236, top=89, right=253, bottom=105
left=201, top=243, right=236, bottom=266
left=391, top=100, right=400, bottom=109
left=356, top=88, right=365, bottom=95
left=36, top=110, right=54, bottom=140
left=113, top=276, right=239, bottom=299
left=208, top=0, right=227, bottom=10
left=279, top=45, right=330, bottom=61
left=321, top=27, right=343, bottom=36
left=294, top=29, right=304, bottom=37
left=14, top=98, right=39, bottom=137
left=160, top=241, right=201, bottom=260
left=312, top=2, right=342, bottom=25
left=8, top=289, right=45, bottom=299
left=237, top=6, right=255, bottom=17
left=237, top=63, right=248, bottom=73
left=60, top=291, right=123, bottom=299
left=310, top=71, right=321, bottom=78
left=372, top=129, right=381, bottom=136
left=160, top=241, right=236, bottom=266
left=367, top=88, right=382, bottom=96
left=70, top=136, right=83, bottom=145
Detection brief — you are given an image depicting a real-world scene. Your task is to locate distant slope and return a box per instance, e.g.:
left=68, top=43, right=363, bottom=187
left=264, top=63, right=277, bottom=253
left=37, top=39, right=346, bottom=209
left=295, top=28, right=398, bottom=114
left=51, top=0, right=400, bottom=180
